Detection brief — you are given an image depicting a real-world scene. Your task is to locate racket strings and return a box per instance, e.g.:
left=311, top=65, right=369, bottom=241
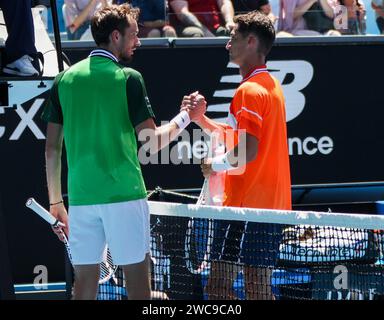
left=99, top=250, right=117, bottom=284
left=184, top=178, right=214, bottom=274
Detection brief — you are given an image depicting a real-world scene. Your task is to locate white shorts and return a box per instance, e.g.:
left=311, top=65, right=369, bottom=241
left=68, top=199, right=150, bottom=266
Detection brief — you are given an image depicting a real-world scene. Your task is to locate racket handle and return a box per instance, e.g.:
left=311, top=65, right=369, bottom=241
left=196, top=179, right=209, bottom=205
left=26, top=198, right=73, bottom=263
left=26, top=197, right=58, bottom=226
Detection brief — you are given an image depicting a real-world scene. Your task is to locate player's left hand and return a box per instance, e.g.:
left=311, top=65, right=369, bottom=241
left=201, top=158, right=214, bottom=178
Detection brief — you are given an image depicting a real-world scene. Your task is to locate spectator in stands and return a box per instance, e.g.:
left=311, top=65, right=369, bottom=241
left=169, top=0, right=236, bottom=37
left=232, top=0, right=271, bottom=13
left=232, top=0, right=278, bottom=25
left=372, top=0, right=384, bottom=33
left=278, top=0, right=337, bottom=36
left=131, top=0, right=177, bottom=37
left=64, top=0, right=110, bottom=40
left=331, top=0, right=366, bottom=34
left=1, top=0, right=41, bottom=76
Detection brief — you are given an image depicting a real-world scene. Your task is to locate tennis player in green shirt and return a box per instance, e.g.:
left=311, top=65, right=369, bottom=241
left=42, top=3, right=205, bottom=300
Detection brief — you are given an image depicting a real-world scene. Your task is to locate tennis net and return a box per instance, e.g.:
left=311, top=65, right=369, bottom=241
left=96, top=201, right=384, bottom=300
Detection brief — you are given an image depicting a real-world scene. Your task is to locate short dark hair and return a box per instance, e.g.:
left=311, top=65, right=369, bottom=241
left=91, top=4, right=140, bottom=46
left=234, top=11, right=275, bottom=56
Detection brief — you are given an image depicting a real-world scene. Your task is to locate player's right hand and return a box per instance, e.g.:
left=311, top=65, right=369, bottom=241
left=180, top=91, right=198, bottom=111
left=190, top=93, right=207, bottom=122
left=181, top=91, right=207, bottom=122
left=52, top=222, right=67, bottom=242
left=50, top=203, right=69, bottom=242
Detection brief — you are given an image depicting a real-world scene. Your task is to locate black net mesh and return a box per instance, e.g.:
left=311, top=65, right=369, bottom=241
left=64, top=190, right=384, bottom=300
left=95, top=211, right=384, bottom=300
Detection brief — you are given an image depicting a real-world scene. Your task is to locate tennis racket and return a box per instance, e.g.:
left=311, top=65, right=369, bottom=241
left=185, top=135, right=227, bottom=274
left=25, top=197, right=118, bottom=285
left=197, top=178, right=209, bottom=206
left=185, top=177, right=214, bottom=274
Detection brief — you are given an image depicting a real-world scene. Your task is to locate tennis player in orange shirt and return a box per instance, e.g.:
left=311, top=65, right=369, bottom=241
left=182, top=10, right=291, bottom=300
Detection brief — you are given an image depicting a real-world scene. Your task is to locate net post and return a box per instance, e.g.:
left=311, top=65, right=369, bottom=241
left=0, top=192, right=15, bottom=300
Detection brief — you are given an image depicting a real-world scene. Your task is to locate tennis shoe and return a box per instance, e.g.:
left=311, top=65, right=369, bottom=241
left=3, top=54, right=40, bottom=76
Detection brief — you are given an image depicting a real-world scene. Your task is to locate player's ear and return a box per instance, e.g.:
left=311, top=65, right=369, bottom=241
left=110, top=29, right=121, bottom=44
left=248, top=34, right=258, bottom=47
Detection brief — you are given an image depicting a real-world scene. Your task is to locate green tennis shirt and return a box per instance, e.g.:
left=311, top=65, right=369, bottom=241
left=41, top=49, right=155, bottom=206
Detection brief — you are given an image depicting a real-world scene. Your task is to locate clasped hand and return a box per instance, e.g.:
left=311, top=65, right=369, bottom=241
left=180, top=91, right=207, bottom=122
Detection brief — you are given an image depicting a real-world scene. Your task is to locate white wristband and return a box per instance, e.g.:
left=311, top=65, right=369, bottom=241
left=211, top=152, right=236, bottom=172
left=171, top=110, right=191, bottom=131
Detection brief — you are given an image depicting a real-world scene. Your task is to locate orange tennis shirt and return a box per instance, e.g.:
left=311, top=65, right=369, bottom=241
left=222, top=65, right=291, bottom=210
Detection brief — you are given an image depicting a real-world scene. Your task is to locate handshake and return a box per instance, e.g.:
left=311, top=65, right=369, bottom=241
left=180, top=91, right=207, bottom=123
left=179, top=91, right=216, bottom=178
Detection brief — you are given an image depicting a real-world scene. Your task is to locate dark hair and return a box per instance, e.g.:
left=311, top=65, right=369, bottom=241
left=91, top=4, right=140, bottom=46
left=234, top=10, right=275, bottom=56
left=339, top=0, right=363, bottom=8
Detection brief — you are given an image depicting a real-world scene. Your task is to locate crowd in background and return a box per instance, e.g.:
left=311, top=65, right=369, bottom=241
left=26, top=0, right=384, bottom=40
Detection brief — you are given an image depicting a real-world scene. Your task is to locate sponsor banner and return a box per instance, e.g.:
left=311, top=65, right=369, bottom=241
left=278, top=227, right=379, bottom=264
left=273, top=264, right=384, bottom=300
left=311, top=264, right=384, bottom=300
left=74, top=43, right=384, bottom=189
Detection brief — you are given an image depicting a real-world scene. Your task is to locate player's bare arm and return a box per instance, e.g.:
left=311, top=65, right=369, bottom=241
left=135, top=93, right=206, bottom=154
left=45, top=122, right=68, bottom=238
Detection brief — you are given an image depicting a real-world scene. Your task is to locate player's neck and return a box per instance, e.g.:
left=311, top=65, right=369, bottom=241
left=239, top=58, right=266, bottom=78
left=98, top=45, right=120, bottom=61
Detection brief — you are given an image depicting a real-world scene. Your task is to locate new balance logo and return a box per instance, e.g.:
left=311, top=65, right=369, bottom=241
left=209, top=60, right=314, bottom=123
